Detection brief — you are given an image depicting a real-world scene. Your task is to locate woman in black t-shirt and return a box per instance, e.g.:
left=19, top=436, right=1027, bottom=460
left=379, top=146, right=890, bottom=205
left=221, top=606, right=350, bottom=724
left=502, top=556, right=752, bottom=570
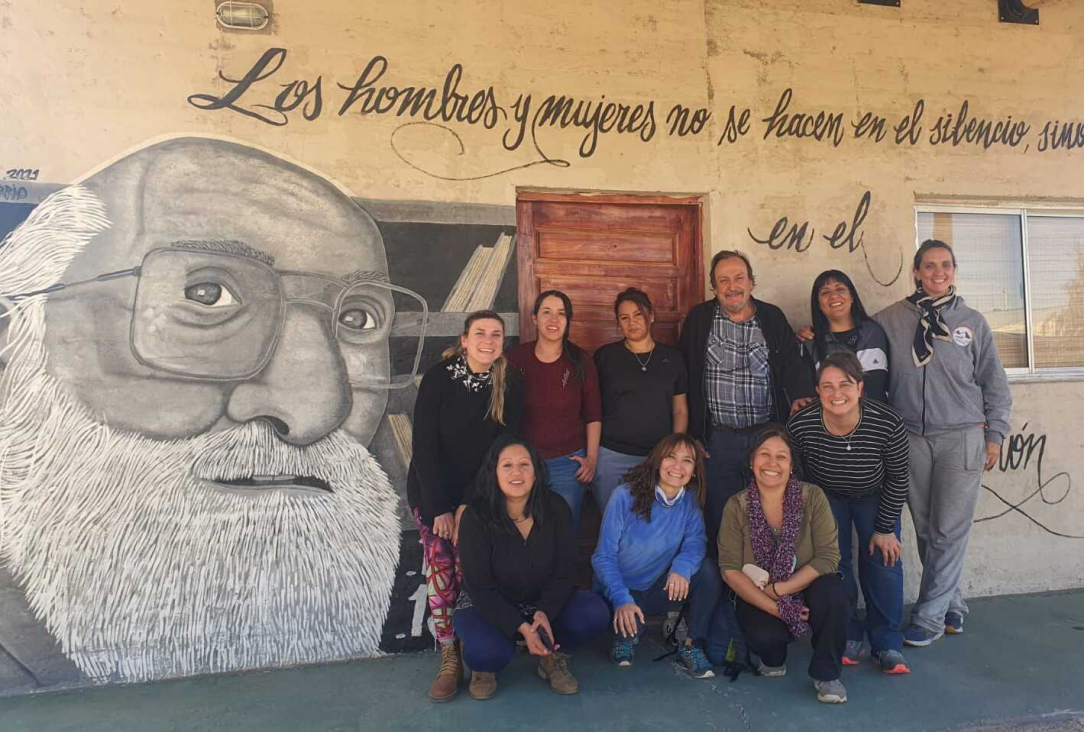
left=456, top=435, right=610, bottom=700
left=593, top=288, right=689, bottom=512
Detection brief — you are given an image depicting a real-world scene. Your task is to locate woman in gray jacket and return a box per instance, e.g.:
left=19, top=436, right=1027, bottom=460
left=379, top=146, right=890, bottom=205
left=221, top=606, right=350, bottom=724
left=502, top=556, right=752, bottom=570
left=874, top=239, right=1011, bottom=647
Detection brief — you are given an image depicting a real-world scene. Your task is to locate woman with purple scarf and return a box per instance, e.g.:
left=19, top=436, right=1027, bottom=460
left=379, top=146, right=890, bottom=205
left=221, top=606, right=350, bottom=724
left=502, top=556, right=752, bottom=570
left=718, top=427, right=850, bottom=704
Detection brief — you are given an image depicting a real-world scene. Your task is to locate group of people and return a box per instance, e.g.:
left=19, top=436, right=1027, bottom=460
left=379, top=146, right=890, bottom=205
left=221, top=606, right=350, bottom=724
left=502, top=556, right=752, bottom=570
left=406, top=240, right=1012, bottom=705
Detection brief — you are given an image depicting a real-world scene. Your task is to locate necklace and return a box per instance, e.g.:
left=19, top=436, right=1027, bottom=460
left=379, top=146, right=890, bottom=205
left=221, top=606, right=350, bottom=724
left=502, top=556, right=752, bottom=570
left=628, top=344, right=655, bottom=372
left=512, top=515, right=531, bottom=523
left=823, top=409, right=862, bottom=451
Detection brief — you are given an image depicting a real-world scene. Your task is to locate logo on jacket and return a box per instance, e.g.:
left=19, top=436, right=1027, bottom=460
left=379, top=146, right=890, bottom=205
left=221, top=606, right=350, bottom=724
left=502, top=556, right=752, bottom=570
left=952, top=326, right=974, bottom=347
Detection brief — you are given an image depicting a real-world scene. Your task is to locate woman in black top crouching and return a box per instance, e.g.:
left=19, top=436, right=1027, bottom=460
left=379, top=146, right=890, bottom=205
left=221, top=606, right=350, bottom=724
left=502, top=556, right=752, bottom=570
left=456, top=434, right=610, bottom=700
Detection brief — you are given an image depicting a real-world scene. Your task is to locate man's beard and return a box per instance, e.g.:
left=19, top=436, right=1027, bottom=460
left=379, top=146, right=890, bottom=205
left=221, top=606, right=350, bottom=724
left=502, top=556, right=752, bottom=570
left=0, top=328, right=401, bottom=682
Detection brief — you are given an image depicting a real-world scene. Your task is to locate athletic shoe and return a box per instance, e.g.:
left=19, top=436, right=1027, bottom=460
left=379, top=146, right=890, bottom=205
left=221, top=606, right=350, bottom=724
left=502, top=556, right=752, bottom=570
left=875, top=649, right=911, bottom=675
left=842, top=639, right=870, bottom=666
left=677, top=644, right=715, bottom=679
left=757, top=660, right=787, bottom=677
left=903, top=624, right=944, bottom=647
left=814, top=678, right=848, bottom=704
left=945, top=611, right=964, bottom=635
left=611, top=637, right=636, bottom=667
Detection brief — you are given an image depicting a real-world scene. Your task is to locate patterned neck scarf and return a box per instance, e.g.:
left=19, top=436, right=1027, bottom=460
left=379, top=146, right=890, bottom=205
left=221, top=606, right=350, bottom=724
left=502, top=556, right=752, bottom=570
left=746, top=475, right=810, bottom=638
left=906, top=285, right=956, bottom=367
left=446, top=355, right=493, bottom=393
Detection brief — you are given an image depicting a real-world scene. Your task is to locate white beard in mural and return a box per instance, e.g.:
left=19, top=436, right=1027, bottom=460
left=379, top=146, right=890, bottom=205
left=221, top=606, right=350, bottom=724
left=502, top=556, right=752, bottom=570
left=0, top=175, right=402, bottom=681
left=0, top=325, right=400, bottom=680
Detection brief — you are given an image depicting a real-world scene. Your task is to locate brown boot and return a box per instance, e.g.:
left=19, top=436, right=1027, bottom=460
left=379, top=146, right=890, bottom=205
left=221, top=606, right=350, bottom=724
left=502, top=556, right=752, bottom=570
left=428, top=641, right=462, bottom=703
left=468, top=671, right=497, bottom=700
left=537, top=652, right=578, bottom=695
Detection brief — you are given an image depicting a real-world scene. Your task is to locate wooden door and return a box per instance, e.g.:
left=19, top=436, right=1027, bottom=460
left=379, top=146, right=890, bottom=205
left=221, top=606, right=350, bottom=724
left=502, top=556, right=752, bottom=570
left=516, top=192, right=703, bottom=351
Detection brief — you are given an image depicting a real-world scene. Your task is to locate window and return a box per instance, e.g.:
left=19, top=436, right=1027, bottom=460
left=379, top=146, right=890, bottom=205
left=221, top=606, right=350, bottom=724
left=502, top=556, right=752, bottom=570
left=916, top=208, right=1084, bottom=374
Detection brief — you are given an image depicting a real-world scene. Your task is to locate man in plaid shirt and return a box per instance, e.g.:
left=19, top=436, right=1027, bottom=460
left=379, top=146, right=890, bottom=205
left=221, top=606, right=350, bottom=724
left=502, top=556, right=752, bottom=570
left=679, top=251, right=815, bottom=548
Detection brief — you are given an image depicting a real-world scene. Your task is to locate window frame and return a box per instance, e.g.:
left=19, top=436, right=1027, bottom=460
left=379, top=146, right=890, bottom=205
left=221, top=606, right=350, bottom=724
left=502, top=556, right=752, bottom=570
left=914, top=204, right=1084, bottom=381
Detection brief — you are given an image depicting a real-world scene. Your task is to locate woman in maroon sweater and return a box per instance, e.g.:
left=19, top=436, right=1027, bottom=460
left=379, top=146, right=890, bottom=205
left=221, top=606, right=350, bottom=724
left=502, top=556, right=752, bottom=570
left=507, top=290, right=602, bottom=531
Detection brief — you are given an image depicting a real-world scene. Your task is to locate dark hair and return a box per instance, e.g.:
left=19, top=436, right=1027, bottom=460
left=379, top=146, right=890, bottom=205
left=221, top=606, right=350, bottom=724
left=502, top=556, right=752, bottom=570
left=709, top=250, right=755, bottom=287
left=746, top=424, right=800, bottom=477
left=621, top=433, right=707, bottom=522
left=913, top=239, right=957, bottom=290
left=613, top=287, right=654, bottom=318
left=816, top=351, right=865, bottom=386
left=809, top=270, right=871, bottom=363
left=472, top=434, right=550, bottom=534
left=533, top=289, right=586, bottom=382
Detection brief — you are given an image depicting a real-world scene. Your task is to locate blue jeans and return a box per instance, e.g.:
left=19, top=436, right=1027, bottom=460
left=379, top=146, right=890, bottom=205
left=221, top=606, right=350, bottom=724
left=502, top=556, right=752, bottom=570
left=704, top=430, right=755, bottom=553
left=827, top=493, right=904, bottom=653
left=601, top=559, right=723, bottom=645
left=592, top=446, right=644, bottom=516
left=546, top=449, right=589, bottom=530
left=455, top=590, right=610, bottom=673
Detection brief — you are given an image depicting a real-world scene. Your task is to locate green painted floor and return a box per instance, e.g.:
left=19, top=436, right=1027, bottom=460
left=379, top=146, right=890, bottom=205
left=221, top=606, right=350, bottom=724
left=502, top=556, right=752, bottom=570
left=1, top=591, right=1082, bottom=732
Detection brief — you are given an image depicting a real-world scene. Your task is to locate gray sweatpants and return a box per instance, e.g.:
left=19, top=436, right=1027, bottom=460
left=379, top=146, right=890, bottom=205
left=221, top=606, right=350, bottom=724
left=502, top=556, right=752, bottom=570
left=906, top=425, right=986, bottom=633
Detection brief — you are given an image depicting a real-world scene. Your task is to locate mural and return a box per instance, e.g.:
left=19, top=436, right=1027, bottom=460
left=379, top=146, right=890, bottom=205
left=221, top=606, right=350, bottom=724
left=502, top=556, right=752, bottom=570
left=0, top=136, right=519, bottom=692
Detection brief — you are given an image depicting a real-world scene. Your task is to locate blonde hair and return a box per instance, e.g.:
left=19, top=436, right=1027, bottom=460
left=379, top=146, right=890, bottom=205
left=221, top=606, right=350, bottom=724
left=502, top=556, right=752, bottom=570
left=441, top=310, right=509, bottom=425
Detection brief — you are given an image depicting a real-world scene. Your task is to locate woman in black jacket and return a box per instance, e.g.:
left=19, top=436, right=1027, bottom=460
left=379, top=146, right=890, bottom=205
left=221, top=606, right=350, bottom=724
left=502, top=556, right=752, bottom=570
left=406, top=310, right=524, bottom=703
left=456, top=435, right=610, bottom=700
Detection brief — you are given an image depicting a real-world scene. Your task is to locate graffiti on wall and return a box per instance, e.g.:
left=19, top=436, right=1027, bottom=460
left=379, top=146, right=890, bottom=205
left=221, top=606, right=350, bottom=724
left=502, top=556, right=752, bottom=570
left=0, top=136, right=518, bottom=692
left=978, top=423, right=1084, bottom=539
left=187, top=48, right=1084, bottom=181
left=746, top=190, right=904, bottom=287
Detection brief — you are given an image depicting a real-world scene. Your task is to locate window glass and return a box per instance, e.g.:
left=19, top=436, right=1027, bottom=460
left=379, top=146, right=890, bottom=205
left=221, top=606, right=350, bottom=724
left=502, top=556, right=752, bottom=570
left=1026, top=216, right=1084, bottom=369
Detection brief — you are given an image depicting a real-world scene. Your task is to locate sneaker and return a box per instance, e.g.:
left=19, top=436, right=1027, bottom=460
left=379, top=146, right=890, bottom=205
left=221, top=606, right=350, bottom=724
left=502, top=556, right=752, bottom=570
left=468, top=671, right=497, bottom=700
left=814, top=678, right=848, bottom=704
left=612, top=636, right=636, bottom=667
left=945, top=612, right=964, bottom=635
left=875, top=649, right=911, bottom=675
left=903, top=624, right=944, bottom=647
left=757, top=660, right=787, bottom=677
left=677, top=644, right=715, bottom=679
left=538, top=652, right=578, bottom=695
left=842, top=639, right=870, bottom=666
left=662, top=611, right=689, bottom=646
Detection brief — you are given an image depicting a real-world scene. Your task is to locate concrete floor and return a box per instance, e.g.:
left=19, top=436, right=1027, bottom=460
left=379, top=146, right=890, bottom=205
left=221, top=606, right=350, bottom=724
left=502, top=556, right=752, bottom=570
left=1, top=591, right=1082, bottom=732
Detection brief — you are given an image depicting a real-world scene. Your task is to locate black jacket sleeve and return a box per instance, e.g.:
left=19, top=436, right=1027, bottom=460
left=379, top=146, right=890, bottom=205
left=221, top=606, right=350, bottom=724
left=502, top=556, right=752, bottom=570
left=534, top=498, right=575, bottom=621
left=458, top=508, right=529, bottom=638
left=678, top=302, right=711, bottom=440
left=410, top=367, right=453, bottom=521
left=761, top=300, right=816, bottom=412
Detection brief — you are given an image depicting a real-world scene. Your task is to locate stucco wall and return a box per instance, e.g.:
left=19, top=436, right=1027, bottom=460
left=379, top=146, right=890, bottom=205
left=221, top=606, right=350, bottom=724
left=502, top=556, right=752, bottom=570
left=0, top=0, right=1082, bottom=694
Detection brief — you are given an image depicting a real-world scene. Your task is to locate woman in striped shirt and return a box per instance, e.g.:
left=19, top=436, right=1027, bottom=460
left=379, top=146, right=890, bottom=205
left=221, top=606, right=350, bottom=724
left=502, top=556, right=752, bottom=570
left=786, top=352, right=910, bottom=675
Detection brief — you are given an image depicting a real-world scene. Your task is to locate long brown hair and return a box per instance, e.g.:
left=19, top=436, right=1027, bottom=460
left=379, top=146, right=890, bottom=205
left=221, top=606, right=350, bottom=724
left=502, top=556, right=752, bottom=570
left=621, top=433, right=707, bottom=521
left=442, top=310, right=510, bottom=425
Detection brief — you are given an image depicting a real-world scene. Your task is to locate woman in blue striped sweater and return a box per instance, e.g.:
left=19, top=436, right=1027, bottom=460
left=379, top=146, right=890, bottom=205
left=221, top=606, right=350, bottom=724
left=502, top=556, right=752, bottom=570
left=787, top=352, right=911, bottom=674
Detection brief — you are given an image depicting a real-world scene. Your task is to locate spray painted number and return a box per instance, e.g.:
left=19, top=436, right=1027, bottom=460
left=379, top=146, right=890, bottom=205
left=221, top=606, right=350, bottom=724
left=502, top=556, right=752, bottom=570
left=0, top=185, right=28, bottom=201
left=409, top=583, right=428, bottom=637
left=4, top=169, right=39, bottom=181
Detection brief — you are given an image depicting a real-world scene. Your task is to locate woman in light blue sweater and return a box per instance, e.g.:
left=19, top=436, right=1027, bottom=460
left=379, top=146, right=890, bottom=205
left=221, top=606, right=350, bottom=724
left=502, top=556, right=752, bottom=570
left=591, top=433, right=721, bottom=679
